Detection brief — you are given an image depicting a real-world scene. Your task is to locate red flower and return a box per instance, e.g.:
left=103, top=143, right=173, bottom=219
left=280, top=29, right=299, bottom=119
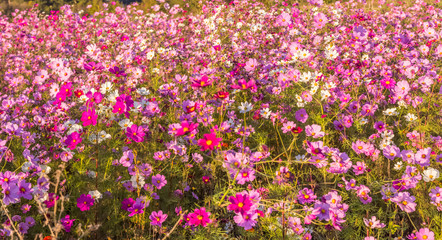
left=214, top=91, right=229, bottom=99
left=74, top=90, right=84, bottom=98
left=291, top=127, right=303, bottom=134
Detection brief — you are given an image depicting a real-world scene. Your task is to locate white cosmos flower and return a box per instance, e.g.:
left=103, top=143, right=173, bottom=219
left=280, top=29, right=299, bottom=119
left=40, top=165, right=51, bottom=175
left=238, top=102, right=253, bottom=113
left=260, top=108, right=272, bottom=119
left=88, top=190, right=102, bottom=201
left=130, top=174, right=145, bottom=188
left=422, top=167, right=440, bottom=182
left=404, top=113, right=417, bottom=122
left=383, top=108, right=398, bottom=116
left=98, top=131, right=111, bottom=141
left=22, top=162, right=32, bottom=173
left=100, top=81, right=113, bottom=94
left=360, top=118, right=368, bottom=125
left=137, top=87, right=150, bottom=95
left=393, top=161, right=403, bottom=171
left=119, top=119, right=133, bottom=129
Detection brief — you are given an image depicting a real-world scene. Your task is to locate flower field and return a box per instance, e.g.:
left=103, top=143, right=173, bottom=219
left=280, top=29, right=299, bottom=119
left=1, top=0, right=442, bottom=239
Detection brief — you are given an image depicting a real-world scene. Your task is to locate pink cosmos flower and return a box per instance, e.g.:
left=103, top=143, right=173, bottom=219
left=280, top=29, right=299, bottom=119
left=416, top=228, right=434, bottom=240
left=382, top=145, right=400, bottom=160
left=356, top=185, right=372, bottom=204
left=244, top=58, right=258, bottom=72
left=149, top=211, right=168, bottom=226
left=276, top=12, right=291, bottom=27
left=352, top=161, right=366, bottom=176
left=65, top=132, right=82, bottom=150
left=191, top=75, right=212, bottom=88
left=126, top=124, right=145, bottom=143
left=228, top=193, right=254, bottom=214
left=381, top=77, right=396, bottom=89
left=233, top=212, right=258, bottom=230
left=414, top=147, right=432, bottom=167
left=189, top=207, right=211, bottom=227
left=176, top=121, right=198, bottom=136
left=197, top=133, right=222, bottom=151
left=81, top=108, right=98, bottom=127
left=297, top=188, right=317, bottom=204
left=305, top=124, right=324, bottom=138
left=231, top=79, right=256, bottom=91
left=295, top=108, right=309, bottom=123
left=77, top=194, right=94, bottom=211
left=363, top=216, right=385, bottom=229
left=313, top=12, right=328, bottom=29
left=352, top=140, right=367, bottom=155
left=301, top=91, right=313, bottom=102
left=86, top=91, right=103, bottom=107
left=112, top=101, right=126, bottom=114
left=60, top=215, right=75, bottom=233
left=391, top=192, right=416, bottom=213
left=282, top=121, right=296, bottom=134
left=152, top=174, right=167, bottom=189
left=237, top=168, right=255, bottom=185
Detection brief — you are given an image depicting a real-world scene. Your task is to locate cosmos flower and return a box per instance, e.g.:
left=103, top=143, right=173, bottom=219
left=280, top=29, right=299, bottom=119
left=80, top=108, right=98, bottom=127
left=197, top=133, right=222, bottom=151
left=77, top=194, right=94, bottom=211
left=65, top=132, right=82, bottom=150
left=126, top=124, right=145, bottom=143
left=391, top=192, right=416, bottom=213
left=152, top=174, right=167, bottom=190
left=149, top=211, right=168, bottom=226
left=189, top=207, right=211, bottom=227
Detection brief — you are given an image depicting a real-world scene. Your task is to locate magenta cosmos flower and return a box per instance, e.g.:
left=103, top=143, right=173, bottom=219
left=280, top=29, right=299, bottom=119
left=80, top=108, right=98, bottom=127
left=197, top=132, right=222, bottom=151
left=191, top=75, right=212, bottom=88
left=297, top=188, right=317, bottom=204
left=65, top=132, right=82, bottom=150
left=189, top=207, right=211, bottom=227
left=126, top=124, right=145, bottom=143
left=77, top=194, right=94, bottom=211
left=149, top=211, right=168, bottom=226
left=231, top=79, right=256, bottom=91
left=176, top=121, right=198, bottom=136
left=228, top=193, right=254, bottom=214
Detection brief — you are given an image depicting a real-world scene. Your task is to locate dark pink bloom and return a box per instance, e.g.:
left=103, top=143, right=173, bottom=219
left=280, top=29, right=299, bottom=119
left=126, top=124, right=145, bottom=143
left=60, top=215, right=75, bottom=232
left=77, top=194, right=94, bottom=211
left=191, top=75, right=212, bottom=88
left=228, top=193, right=253, bottom=214
left=231, top=79, right=256, bottom=91
left=189, top=207, right=211, bottom=227
left=112, top=101, right=126, bottom=115
left=86, top=91, right=103, bottom=107
left=60, top=82, right=73, bottom=97
left=81, top=108, right=98, bottom=127
left=121, top=198, right=135, bottom=211
left=65, top=132, right=82, bottom=150
left=176, top=121, right=198, bottom=136
left=197, top=133, right=222, bottom=151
